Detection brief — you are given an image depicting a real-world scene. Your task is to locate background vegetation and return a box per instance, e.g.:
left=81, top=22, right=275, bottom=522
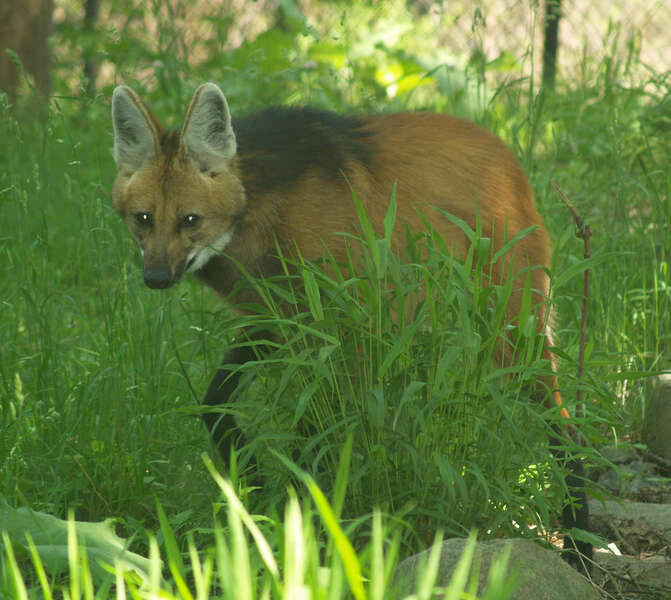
left=1, top=0, right=670, bottom=597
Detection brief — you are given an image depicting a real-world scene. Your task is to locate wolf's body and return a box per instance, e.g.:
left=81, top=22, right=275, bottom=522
left=111, top=83, right=590, bottom=569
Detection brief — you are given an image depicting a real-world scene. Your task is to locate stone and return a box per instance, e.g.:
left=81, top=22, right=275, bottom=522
left=588, top=499, right=671, bottom=554
left=601, top=445, right=639, bottom=465
left=593, top=553, right=671, bottom=598
left=394, top=538, right=599, bottom=600
left=642, top=374, right=671, bottom=461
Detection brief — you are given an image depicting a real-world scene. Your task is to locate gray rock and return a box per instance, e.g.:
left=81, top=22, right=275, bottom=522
left=643, top=374, right=671, bottom=461
left=593, top=553, right=671, bottom=598
left=601, top=445, right=639, bottom=465
left=597, top=466, right=621, bottom=494
left=597, top=458, right=663, bottom=499
left=394, top=538, right=599, bottom=600
left=588, top=499, right=671, bottom=553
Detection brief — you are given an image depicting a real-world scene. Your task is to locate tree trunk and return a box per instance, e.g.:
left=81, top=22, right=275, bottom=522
left=542, top=0, right=561, bottom=89
left=83, top=0, right=101, bottom=97
left=0, top=0, right=53, bottom=101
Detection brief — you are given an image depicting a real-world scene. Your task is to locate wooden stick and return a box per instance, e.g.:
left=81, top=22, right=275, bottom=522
left=552, top=181, right=592, bottom=413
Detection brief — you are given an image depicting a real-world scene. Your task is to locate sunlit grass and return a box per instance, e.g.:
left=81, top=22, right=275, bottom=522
left=209, top=191, right=593, bottom=553
left=1, top=459, right=517, bottom=599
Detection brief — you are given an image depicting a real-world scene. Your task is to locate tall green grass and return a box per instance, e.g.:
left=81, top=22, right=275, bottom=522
left=212, top=192, right=589, bottom=550
left=1, top=456, right=517, bottom=599
left=0, top=95, right=220, bottom=525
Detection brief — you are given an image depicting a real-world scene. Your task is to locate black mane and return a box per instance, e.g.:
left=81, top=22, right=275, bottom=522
left=232, top=106, right=374, bottom=196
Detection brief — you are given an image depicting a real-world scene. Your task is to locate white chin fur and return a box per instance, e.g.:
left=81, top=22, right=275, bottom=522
left=187, top=231, right=233, bottom=272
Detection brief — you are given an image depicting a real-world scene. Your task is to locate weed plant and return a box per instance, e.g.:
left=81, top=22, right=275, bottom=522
left=1, top=458, right=518, bottom=599
left=211, top=193, right=585, bottom=550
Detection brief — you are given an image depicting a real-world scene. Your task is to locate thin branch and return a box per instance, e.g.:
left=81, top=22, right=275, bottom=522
left=552, top=181, right=592, bottom=414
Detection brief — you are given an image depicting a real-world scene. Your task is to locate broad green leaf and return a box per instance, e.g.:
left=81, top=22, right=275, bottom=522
left=0, top=497, right=153, bottom=585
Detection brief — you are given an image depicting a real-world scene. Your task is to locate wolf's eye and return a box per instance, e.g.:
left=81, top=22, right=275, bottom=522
left=181, top=214, right=200, bottom=228
left=135, top=212, right=152, bottom=227
left=199, top=166, right=218, bottom=178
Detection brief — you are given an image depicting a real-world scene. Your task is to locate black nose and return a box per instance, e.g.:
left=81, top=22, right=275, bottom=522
left=143, top=266, right=174, bottom=289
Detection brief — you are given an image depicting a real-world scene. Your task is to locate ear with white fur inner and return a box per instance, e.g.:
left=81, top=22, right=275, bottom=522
left=181, top=83, right=237, bottom=173
left=112, top=86, right=160, bottom=173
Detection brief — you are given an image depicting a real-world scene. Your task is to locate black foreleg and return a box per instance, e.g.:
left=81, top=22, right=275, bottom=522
left=561, top=454, right=592, bottom=569
left=202, top=343, right=261, bottom=466
left=550, top=430, right=593, bottom=573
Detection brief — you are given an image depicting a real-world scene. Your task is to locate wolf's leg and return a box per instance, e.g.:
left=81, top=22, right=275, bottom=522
left=552, top=428, right=592, bottom=574
left=536, top=349, right=592, bottom=574
left=202, top=343, right=261, bottom=466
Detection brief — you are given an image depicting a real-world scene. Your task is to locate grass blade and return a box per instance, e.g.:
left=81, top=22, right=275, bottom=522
left=203, top=454, right=280, bottom=581
left=2, top=532, right=29, bottom=600
left=306, top=476, right=367, bottom=600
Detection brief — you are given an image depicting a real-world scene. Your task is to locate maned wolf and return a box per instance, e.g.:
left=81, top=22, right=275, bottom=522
left=111, top=82, right=591, bottom=569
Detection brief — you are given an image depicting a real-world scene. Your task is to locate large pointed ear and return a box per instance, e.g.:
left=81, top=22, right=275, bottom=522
left=112, top=86, right=161, bottom=173
left=180, top=83, right=236, bottom=173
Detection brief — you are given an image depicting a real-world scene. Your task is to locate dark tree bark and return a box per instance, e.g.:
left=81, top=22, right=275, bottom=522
left=0, top=0, right=53, bottom=101
left=542, top=0, right=562, bottom=89
left=83, top=0, right=101, bottom=97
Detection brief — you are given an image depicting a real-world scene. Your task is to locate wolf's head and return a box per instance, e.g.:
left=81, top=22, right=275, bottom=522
left=111, top=83, right=246, bottom=289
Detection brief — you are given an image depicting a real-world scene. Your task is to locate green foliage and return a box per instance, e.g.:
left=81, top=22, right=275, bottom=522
left=0, top=497, right=152, bottom=583
left=211, top=192, right=587, bottom=549
left=0, top=93, right=218, bottom=526
left=49, top=0, right=500, bottom=118
left=1, top=466, right=517, bottom=599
